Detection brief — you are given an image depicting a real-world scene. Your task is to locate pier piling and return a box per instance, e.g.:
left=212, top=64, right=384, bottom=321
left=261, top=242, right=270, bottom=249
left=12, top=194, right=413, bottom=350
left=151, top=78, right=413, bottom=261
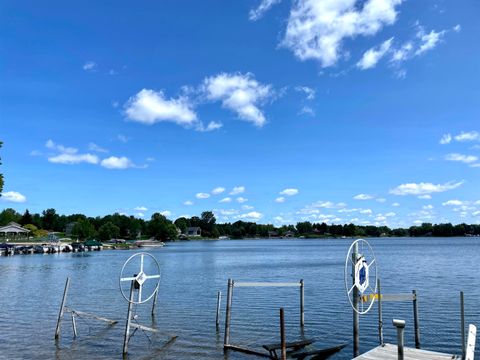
left=224, top=279, right=233, bottom=347
left=55, top=277, right=70, bottom=339
left=216, top=291, right=222, bottom=329
left=412, top=290, right=420, bottom=349
left=300, top=279, right=304, bottom=327
left=377, top=278, right=383, bottom=346
left=280, top=308, right=286, bottom=360
left=461, top=291, right=466, bottom=360
left=352, top=242, right=359, bottom=357
left=393, top=319, right=405, bottom=360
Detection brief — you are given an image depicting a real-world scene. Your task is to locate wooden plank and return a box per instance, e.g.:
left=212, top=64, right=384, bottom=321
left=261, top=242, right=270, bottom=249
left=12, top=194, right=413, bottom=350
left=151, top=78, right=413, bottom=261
left=263, top=339, right=314, bottom=351
left=353, top=344, right=461, bottom=360
left=130, top=323, right=159, bottom=333
left=224, top=344, right=272, bottom=358
left=65, top=309, right=118, bottom=324
left=234, top=282, right=301, bottom=287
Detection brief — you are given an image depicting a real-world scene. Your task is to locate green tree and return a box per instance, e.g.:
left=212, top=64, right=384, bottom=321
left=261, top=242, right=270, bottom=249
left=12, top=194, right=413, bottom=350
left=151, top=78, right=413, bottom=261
left=174, top=217, right=189, bottom=233
left=0, top=208, right=21, bottom=226
left=148, top=213, right=177, bottom=241
left=42, top=208, right=59, bottom=230
left=20, top=209, right=33, bottom=225
left=200, top=211, right=217, bottom=237
left=72, top=219, right=96, bottom=240
left=97, top=221, right=120, bottom=241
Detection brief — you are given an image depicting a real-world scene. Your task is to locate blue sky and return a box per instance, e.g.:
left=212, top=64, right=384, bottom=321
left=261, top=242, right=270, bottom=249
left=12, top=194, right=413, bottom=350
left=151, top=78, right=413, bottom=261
left=1, top=0, right=479, bottom=227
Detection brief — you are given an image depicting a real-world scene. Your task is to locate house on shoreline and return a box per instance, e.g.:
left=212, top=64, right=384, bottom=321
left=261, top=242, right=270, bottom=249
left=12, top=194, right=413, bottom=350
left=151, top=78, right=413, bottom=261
left=0, top=222, right=30, bottom=242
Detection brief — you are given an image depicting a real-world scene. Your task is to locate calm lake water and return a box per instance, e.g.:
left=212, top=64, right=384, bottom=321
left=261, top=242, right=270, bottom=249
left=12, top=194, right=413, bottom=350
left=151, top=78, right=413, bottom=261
left=0, top=238, right=478, bottom=359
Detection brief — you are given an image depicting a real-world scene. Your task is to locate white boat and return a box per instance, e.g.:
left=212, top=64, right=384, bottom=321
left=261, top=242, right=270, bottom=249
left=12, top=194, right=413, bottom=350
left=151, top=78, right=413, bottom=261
left=134, top=240, right=165, bottom=248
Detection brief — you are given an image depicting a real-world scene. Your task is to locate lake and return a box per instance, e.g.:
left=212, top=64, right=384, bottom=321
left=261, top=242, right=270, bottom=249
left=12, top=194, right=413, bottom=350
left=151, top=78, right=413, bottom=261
left=0, top=237, right=478, bottom=359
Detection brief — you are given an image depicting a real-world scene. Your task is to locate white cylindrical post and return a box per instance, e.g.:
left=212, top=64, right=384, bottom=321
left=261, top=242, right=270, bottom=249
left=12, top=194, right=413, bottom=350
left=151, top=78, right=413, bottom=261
left=353, top=243, right=359, bottom=357
left=123, top=281, right=135, bottom=355
left=55, top=277, right=70, bottom=339
left=300, top=279, right=305, bottom=327
left=393, top=319, right=405, bottom=360
left=224, top=279, right=234, bottom=347
left=216, top=291, right=222, bottom=329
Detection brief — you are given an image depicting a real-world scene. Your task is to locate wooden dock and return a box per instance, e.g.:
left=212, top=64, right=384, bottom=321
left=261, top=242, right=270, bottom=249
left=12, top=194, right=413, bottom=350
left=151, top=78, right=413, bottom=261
left=353, top=344, right=460, bottom=360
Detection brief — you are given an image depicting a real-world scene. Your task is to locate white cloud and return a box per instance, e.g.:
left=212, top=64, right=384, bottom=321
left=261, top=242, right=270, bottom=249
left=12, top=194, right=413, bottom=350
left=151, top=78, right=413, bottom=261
left=422, top=205, right=434, bottom=210
left=49, top=153, right=99, bottom=165
left=299, top=106, right=315, bottom=116
left=415, top=28, right=445, bottom=56
left=242, top=205, right=254, bottom=210
left=295, top=86, right=316, bottom=100
left=376, top=198, right=387, bottom=203
left=280, top=188, right=299, bottom=196
left=440, top=134, right=452, bottom=145
left=83, top=61, right=97, bottom=71
left=357, top=38, right=393, bottom=70
left=385, top=212, right=396, bottom=217
left=216, top=209, right=239, bottom=216
left=219, top=197, right=232, bottom=203
left=196, top=121, right=223, bottom=132
left=249, top=0, right=281, bottom=21
left=239, top=211, right=263, bottom=221
left=418, top=194, right=432, bottom=199
left=100, top=156, right=134, bottom=169
left=442, top=200, right=465, bottom=206
left=136, top=212, right=145, bottom=218
left=134, top=206, right=148, bottom=211
left=211, top=187, right=226, bottom=195
left=390, top=181, right=464, bottom=196
left=454, top=131, right=480, bottom=142
left=124, top=89, right=197, bottom=126
left=354, top=193, right=374, bottom=200
left=160, top=210, right=172, bottom=217
left=1, top=191, right=27, bottom=203
left=196, top=193, right=210, bottom=199
left=183, top=200, right=194, bottom=206
left=392, top=202, right=400, bottom=207
left=202, top=73, right=273, bottom=127
left=282, top=0, right=402, bottom=68
left=46, top=139, right=77, bottom=154
left=391, top=42, right=413, bottom=63
left=453, top=24, right=461, bottom=33
left=445, top=153, right=478, bottom=164
left=230, top=186, right=245, bottom=195
left=360, top=209, right=372, bottom=214
left=275, top=197, right=286, bottom=203
left=88, top=142, right=109, bottom=153
left=236, top=197, right=248, bottom=203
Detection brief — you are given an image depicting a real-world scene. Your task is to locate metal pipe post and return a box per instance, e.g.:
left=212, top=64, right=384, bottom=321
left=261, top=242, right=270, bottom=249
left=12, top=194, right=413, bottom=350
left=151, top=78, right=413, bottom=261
left=151, top=287, right=158, bottom=317
left=353, top=242, right=360, bottom=357
left=123, top=281, right=135, bottom=355
left=412, top=290, right=420, bottom=349
left=216, top=291, right=222, bottom=329
left=460, top=291, right=465, bottom=360
left=55, top=277, right=70, bottom=339
left=377, top=278, right=383, bottom=346
left=393, top=319, right=405, bottom=360
left=300, top=279, right=305, bottom=327
left=224, top=279, right=233, bottom=347
left=71, top=312, right=77, bottom=338
left=280, top=308, right=286, bottom=360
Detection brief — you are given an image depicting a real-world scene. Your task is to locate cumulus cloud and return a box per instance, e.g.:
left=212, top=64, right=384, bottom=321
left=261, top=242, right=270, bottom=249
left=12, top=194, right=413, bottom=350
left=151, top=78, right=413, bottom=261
left=453, top=24, right=461, bottom=33
left=124, top=89, right=197, bottom=126
left=418, top=194, right=432, bottom=199
left=275, top=197, right=285, bottom=203
left=160, top=210, right=172, bottom=217
left=134, top=206, right=148, bottom=211
left=354, top=194, right=374, bottom=200
left=360, top=209, right=373, bottom=214
left=280, top=188, right=299, bottom=196
left=49, top=153, right=99, bottom=165
left=295, top=86, right=316, bottom=100
left=196, top=193, right=210, bottom=199
left=390, top=181, right=464, bottom=196
left=88, top=142, right=109, bottom=153
left=183, top=200, right=194, bottom=206
left=230, top=186, right=245, bottom=195
left=454, top=131, right=480, bottom=142
left=282, top=0, right=402, bottom=68
left=100, top=156, right=135, bottom=169
left=202, top=73, right=273, bottom=127
left=440, top=134, right=452, bottom=145
left=219, top=197, right=232, bottom=203
left=415, top=28, right=446, bottom=56
left=357, top=38, right=394, bottom=70
left=211, top=187, right=226, bottom=195
left=249, top=0, right=281, bottom=21
left=442, top=200, right=466, bottom=206
left=236, top=197, right=248, bottom=203
left=392, top=202, right=400, bottom=207
left=196, top=121, right=223, bottom=132
left=83, top=61, right=97, bottom=72
left=239, top=211, right=263, bottom=221
left=46, top=139, right=77, bottom=154
left=445, top=153, right=478, bottom=164
left=1, top=191, right=27, bottom=203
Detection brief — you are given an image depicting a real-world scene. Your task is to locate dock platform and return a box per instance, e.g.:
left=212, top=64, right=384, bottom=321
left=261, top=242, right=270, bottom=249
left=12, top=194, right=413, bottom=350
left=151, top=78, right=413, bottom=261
left=353, top=343, right=460, bottom=360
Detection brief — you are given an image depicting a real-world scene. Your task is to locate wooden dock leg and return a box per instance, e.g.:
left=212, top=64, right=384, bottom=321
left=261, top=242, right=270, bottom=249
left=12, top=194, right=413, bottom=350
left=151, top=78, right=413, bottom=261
left=55, top=277, right=70, bottom=339
left=378, top=278, right=383, bottom=346
left=123, top=281, right=135, bottom=355
left=300, top=279, right=304, bottom=327
left=280, top=308, right=286, bottom=360
left=353, top=243, right=360, bottom=357
left=216, top=291, right=222, bottom=329
left=460, top=291, right=465, bottom=360
left=412, top=290, right=420, bottom=349
left=393, top=319, right=405, bottom=360
left=224, top=279, right=233, bottom=348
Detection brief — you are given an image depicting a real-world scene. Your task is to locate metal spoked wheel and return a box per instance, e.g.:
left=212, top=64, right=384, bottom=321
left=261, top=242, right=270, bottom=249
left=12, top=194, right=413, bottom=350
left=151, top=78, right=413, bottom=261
left=119, top=252, right=161, bottom=304
left=344, top=239, right=378, bottom=315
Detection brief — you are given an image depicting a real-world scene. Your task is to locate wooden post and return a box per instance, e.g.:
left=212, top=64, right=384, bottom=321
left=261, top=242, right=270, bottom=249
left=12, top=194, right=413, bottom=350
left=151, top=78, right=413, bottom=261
left=461, top=291, right=465, bottom=360
left=300, top=279, right=305, bottom=327
left=352, top=242, right=360, bottom=357
left=393, top=319, right=405, bottom=360
left=224, top=279, right=234, bottom=347
left=71, top=312, right=77, bottom=338
left=377, top=278, right=383, bottom=346
left=151, top=287, right=158, bottom=317
left=280, top=308, right=286, bottom=360
left=123, top=281, right=135, bottom=355
left=55, top=277, right=70, bottom=339
left=412, top=290, right=420, bottom=349
left=216, top=291, right=222, bottom=329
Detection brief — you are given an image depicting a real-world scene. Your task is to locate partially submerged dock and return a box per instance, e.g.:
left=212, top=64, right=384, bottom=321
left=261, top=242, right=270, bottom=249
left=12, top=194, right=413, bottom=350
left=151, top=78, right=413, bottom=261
left=353, top=343, right=460, bottom=360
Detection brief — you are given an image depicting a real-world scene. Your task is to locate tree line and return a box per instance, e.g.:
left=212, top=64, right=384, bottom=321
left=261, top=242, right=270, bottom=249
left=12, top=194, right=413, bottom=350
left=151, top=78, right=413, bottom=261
left=1, top=207, right=480, bottom=241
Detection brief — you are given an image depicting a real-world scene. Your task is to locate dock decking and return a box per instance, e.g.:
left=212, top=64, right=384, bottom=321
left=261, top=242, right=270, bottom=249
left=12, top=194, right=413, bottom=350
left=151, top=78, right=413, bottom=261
left=353, top=343, right=460, bottom=360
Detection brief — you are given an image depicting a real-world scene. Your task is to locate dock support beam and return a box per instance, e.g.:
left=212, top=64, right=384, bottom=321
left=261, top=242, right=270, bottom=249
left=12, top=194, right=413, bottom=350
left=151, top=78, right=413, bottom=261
left=123, top=281, right=135, bottom=355
left=224, top=279, right=233, bottom=347
left=300, top=279, right=304, bottom=327
left=393, top=319, right=405, bottom=360
left=151, top=287, right=158, bottom=317
left=461, top=291, right=465, bottom=360
left=412, top=290, right=420, bottom=349
left=353, top=242, right=360, bottom=357
left=55, top=277, right=70, bottom=339
left=216, top=291, right=222, bottom=329
left=280, top=308, right=287, bottom=360
left=377, top=278, right=383, bottom=346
